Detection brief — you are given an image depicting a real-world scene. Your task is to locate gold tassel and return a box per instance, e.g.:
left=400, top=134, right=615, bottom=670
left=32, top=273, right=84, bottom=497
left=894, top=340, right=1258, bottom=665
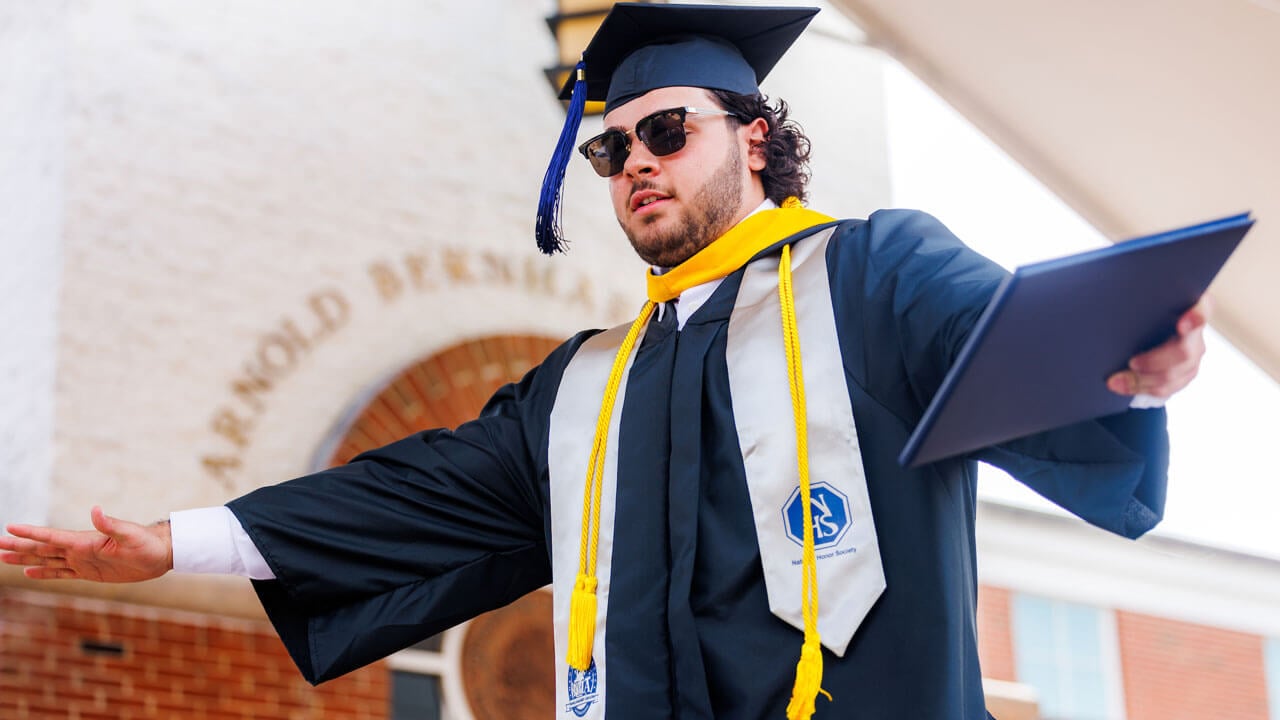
left=785, top=639, right=832, bottom=720
left=566, top=573, right=599, bottom=671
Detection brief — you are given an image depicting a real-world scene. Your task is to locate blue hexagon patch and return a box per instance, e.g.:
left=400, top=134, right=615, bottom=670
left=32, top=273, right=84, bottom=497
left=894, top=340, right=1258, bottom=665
left=782, top=482, right=851, bottom=548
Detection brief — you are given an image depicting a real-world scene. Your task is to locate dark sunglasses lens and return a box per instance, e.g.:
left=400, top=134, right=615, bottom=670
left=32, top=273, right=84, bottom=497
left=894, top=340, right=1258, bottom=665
left=637, top=110, right=688, bottom=157
left=584, top=130, right=628, bottom=177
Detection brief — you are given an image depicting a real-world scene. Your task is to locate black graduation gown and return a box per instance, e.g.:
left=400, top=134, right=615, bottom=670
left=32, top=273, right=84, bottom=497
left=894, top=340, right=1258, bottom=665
left=228, top=209, right=1167, bottom=719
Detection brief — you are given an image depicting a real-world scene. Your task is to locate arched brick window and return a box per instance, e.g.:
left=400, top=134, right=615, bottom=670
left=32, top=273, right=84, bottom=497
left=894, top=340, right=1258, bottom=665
left=324, top=333, right=563, bottom=720
left=326, top=334, right=564, bottom=466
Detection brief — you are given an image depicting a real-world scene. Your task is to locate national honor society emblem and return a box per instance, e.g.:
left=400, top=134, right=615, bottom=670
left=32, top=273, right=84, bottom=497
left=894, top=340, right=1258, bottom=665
left=781, top=481, right=852, bottom=548
left=566, top=659, right=599, bottom=717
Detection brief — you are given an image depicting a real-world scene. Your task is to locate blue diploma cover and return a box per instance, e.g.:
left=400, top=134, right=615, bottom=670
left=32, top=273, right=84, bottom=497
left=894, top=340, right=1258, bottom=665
left=900, top=212, right=1254, bottom=467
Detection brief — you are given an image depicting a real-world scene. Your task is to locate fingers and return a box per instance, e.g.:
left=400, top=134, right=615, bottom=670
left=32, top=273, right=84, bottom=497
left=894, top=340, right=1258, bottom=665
left=91, top=506, right=147, bottom=546
left=3, top=523, right=60, bottom=544
left=1109, top=302, right=1208, bottom=399
left=1, top=530, right=43, bottom=568
left=1116, top=363, right=1200, bottom=398
left=2, top=536, right=75, bottom=579
left=3, top=523, right=90, bottom=557
left=2, top=550, right=64, bottom=566
left=1106, top=369, right=1138, bottom=396
left=91, top=506, right=118, bottom=538
left=1178, top=296, right=1213, bottom=336
left=1107, top=354, right=1200, bottom=398
left=2, top=528, right=71, bottom=569
left=0, top=531, right=29, bottom=552
left=8, top=509, right=172, bottom=583
left=3, top=510, right=117, bottom=576
left=25, top=566, right=83, bottom=581
left=0, top=536, right=66, bottom=559
left=1129, top=325, right=1205, bottom=375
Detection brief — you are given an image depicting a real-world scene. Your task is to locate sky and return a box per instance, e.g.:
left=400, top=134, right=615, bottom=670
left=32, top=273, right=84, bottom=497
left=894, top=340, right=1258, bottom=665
left=881, top=61, right=1280, bottom=561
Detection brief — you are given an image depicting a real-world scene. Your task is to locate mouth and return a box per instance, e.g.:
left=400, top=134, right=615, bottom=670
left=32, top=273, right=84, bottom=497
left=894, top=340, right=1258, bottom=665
left=630, top=190, right=672, bottom=214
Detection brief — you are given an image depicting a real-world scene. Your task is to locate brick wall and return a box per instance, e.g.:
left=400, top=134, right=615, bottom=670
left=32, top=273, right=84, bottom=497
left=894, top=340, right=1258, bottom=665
left=7, top=581, right=1276, bottom=719
left=1117, top=610, right=1270, bottom=720
left=977, top=584, right=1016, bottom=682
left=974, top=584, right=1278, bottom=720
left=0, top=589, right=388, bottom=720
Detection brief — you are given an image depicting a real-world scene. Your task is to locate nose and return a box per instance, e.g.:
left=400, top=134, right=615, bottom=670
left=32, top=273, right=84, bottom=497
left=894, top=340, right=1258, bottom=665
left=622, top=139, right=659, bottom=178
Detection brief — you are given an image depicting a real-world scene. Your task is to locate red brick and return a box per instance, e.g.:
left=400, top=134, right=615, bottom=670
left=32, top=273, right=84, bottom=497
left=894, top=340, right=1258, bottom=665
left=1, top=590, right=390, bottom=720
left=1118, top=611, right=1270, bottom=720
left=976, top=584, right=1016, bottom=682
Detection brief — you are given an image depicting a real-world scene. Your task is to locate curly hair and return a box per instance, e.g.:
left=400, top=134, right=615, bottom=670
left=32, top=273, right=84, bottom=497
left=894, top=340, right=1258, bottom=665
left=710, top=90, right=813, bottom=205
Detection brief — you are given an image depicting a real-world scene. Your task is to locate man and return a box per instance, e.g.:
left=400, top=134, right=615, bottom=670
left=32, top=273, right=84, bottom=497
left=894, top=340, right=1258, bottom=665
left=2, top=4, right=1207, bottom=719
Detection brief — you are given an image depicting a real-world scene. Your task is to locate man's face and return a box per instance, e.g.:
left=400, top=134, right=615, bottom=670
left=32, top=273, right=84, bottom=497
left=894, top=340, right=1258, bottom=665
left=601, top=86, right=767, bottom=268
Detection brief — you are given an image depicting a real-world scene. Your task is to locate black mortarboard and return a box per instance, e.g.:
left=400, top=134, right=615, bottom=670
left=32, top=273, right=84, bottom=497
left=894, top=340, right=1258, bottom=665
left=535, top=3, right=819, bottom=254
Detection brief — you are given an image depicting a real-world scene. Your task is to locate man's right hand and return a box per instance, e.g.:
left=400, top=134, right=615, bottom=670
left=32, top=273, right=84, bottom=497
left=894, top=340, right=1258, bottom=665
left=0, top=506, right=173, bottom=583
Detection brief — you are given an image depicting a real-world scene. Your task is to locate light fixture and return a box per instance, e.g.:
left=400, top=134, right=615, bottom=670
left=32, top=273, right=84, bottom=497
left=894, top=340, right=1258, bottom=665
left=542, top=0, right=662, bottom=115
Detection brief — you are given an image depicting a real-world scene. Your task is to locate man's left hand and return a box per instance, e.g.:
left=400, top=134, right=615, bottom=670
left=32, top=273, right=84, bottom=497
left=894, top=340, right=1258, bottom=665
left=1107, top=300, right=1210, bottom=399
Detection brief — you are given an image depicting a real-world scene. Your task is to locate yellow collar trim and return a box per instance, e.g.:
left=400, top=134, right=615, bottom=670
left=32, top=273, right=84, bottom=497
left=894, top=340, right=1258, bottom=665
left=645, top=199, right=835, bottom=303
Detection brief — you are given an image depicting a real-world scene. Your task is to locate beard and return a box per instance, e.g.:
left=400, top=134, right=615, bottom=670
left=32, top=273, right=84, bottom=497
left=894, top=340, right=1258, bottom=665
left=621, top=143, right=745, bottom=268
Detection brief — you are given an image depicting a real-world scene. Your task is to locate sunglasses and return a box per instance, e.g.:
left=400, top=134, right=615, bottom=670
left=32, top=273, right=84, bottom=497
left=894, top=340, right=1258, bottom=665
left=577, top=106, right=742, bottom=177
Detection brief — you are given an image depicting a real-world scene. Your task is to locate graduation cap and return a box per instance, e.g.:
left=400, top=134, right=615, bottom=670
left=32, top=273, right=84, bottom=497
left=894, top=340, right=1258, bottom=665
left=535, top=2, right=819, bottom=254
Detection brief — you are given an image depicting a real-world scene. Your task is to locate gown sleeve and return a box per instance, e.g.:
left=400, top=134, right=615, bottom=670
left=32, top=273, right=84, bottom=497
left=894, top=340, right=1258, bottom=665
left=836, top=209, right=1168, bottom=539
left=225, top=331, right=595, bottom=684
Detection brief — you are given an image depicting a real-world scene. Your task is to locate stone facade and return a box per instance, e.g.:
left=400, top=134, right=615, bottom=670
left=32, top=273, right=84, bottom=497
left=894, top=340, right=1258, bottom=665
left=0, top=0, right=888, bottom=534
left=0, top=1, right=64, bottom=528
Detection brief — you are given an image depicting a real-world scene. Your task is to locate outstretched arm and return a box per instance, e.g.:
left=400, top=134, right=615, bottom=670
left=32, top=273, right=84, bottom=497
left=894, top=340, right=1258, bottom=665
left=0, top=506, right=172, bottom=582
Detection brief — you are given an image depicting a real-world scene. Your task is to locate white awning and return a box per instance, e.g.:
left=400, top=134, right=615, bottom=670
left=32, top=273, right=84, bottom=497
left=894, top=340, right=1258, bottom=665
left=833, top=0, right=1280, bottom=383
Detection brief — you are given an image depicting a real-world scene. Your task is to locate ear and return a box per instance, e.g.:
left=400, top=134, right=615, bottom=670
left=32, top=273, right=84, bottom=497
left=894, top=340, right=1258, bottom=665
left=743, top=117, right=769, bottom=172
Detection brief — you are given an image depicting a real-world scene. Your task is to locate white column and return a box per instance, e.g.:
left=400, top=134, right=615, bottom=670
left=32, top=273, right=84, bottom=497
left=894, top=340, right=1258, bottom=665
left=0, top=1, right=66, bottom=526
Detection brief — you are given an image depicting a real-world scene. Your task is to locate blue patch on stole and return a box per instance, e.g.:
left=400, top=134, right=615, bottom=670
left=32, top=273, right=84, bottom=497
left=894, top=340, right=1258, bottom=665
left=782, top=482, right=851, bottom=548
left=566, top=659, right=599, bottom=717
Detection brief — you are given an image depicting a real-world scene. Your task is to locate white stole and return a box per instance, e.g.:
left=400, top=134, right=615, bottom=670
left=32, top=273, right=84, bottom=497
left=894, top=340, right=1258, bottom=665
left=724, top=226, right=885, bottom=656
left=548, top=324, right=645, bottom=719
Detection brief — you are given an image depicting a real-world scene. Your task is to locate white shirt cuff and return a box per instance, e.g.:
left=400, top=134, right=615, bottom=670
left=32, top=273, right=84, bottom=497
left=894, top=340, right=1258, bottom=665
left=1128, top=393, right=1167, bottom=410
left=169, top=506, right=276, bottom=580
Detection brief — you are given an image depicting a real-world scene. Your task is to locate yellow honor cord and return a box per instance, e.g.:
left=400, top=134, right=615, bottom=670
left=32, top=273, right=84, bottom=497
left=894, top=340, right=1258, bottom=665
left=780, top=244, right=831, bottom=719
left=569, top=197, right=837, bottom=681
left=567, top=299, right=656, bottom=671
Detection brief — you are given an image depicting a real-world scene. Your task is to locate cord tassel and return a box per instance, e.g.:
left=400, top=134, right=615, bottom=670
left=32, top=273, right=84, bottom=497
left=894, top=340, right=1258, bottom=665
left=785, top=639, right=832, bottom=720
left=535, top=61, right=587, bottom=254
left=566, top=573, right=599, bottom=671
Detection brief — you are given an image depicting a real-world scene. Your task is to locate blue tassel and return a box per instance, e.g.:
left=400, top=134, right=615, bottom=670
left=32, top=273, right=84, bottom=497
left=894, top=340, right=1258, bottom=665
left=536, top=61, right=587, bottom=255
